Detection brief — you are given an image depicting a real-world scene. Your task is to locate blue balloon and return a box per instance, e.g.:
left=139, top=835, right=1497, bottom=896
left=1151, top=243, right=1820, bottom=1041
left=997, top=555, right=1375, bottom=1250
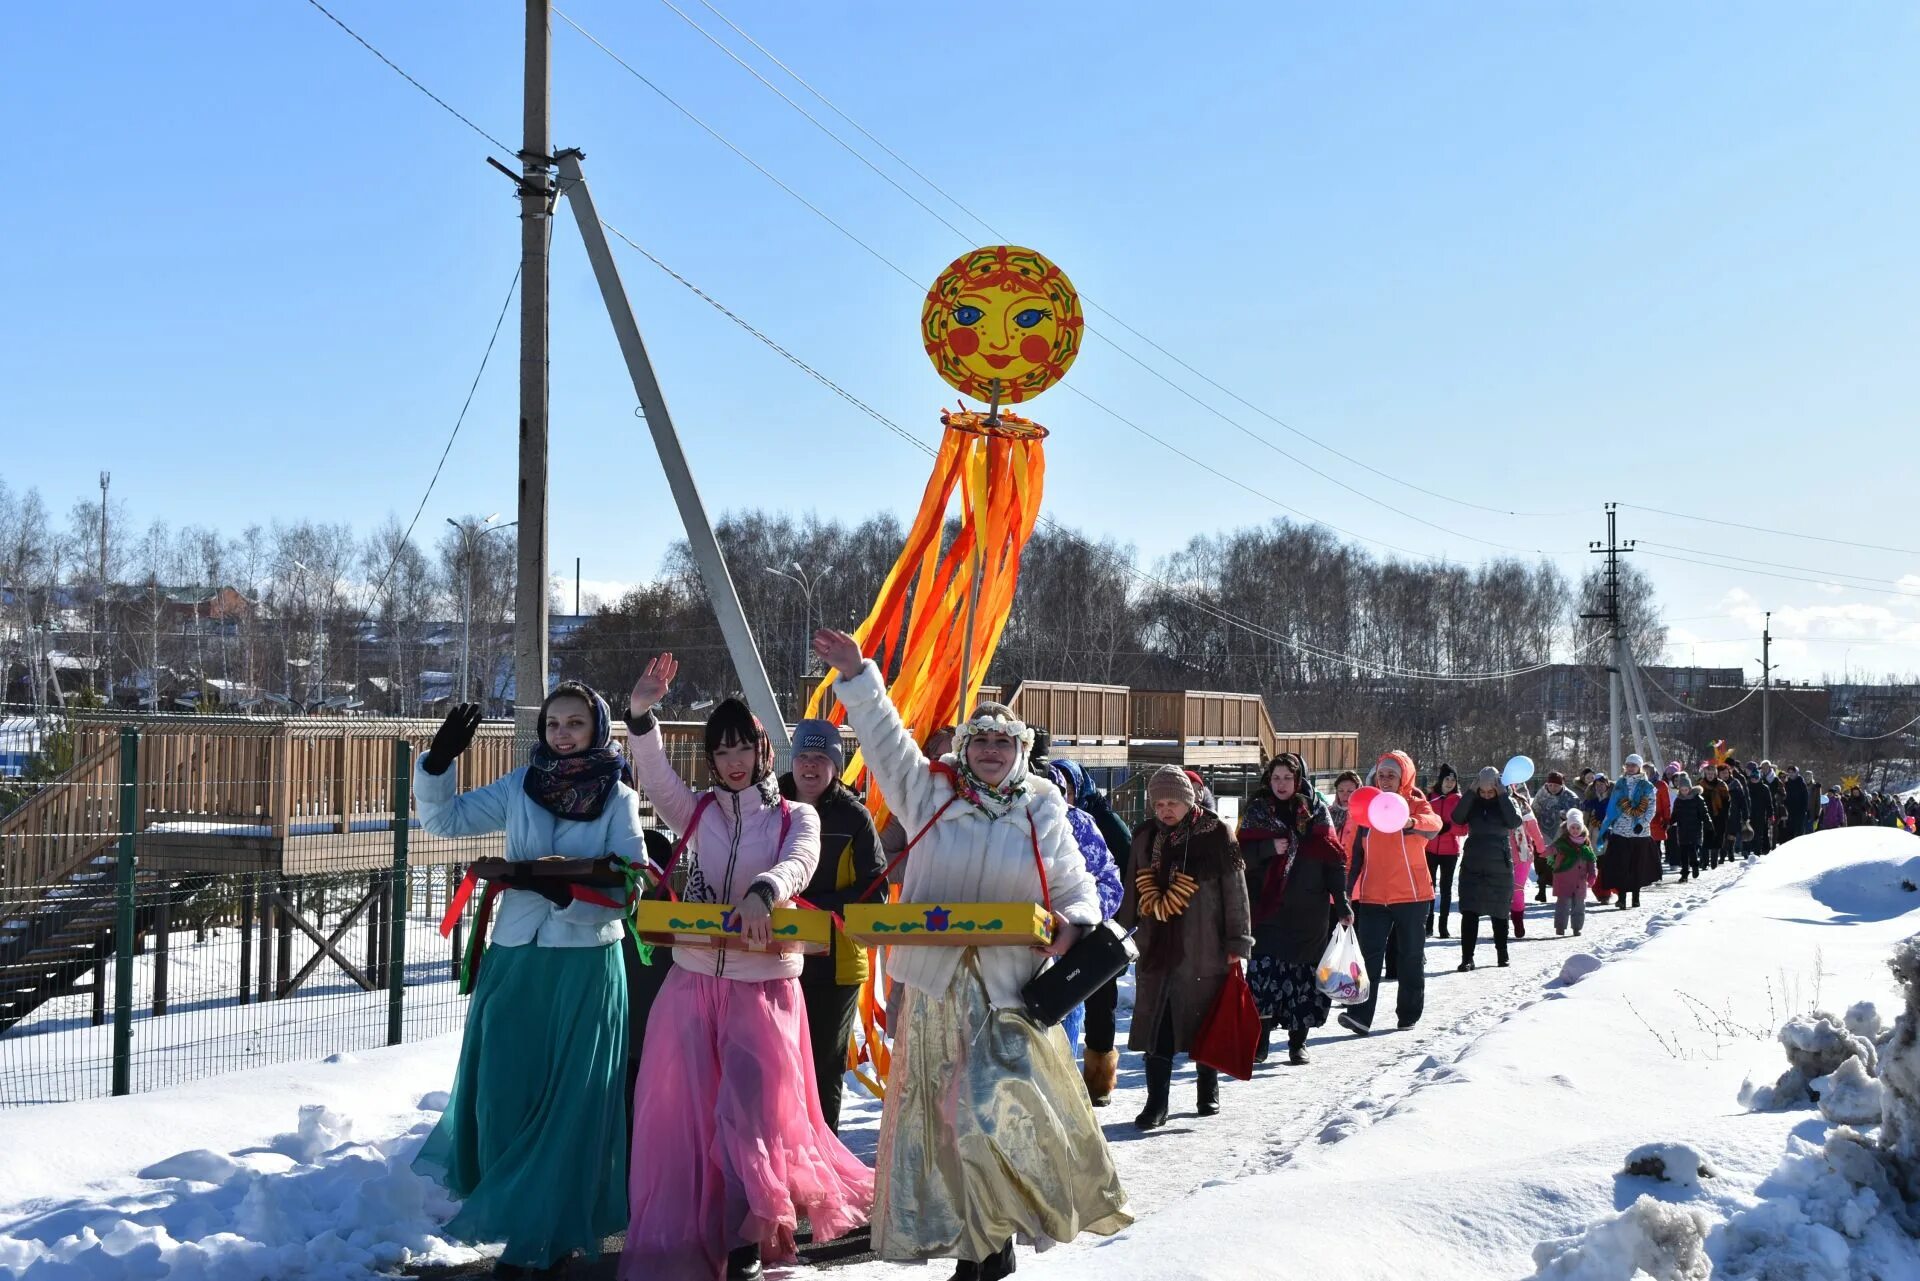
left=1501, top=755, right=1535, bottom=787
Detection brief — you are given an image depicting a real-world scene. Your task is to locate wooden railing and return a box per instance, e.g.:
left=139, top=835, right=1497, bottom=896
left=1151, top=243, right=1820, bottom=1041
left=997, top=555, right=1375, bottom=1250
left=1007, top=680, right=1129, bottom=745
left=2, top=715, right=726, bottom=890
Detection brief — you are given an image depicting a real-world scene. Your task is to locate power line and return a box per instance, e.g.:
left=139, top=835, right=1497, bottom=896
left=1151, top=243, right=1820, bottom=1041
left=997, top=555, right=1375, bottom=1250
left=367, top=265, right=521, bottom=605
left=1639, top=541, right=1920, bottom=590
left=299, top=0, right=516, bottom=158
left=672, top=0, right=1586, bottom=525
left=1622, top=503, right=1920, bottom=558
left=1779, top=697, right=1920, bottom=742
left=596, top=224, right=1601, bottom=681
left=1641, top=678, right=1761, bottom=716
left=1638, top=549, right=1920, bottom=602
left=553, top=7, right=1568, bottom=561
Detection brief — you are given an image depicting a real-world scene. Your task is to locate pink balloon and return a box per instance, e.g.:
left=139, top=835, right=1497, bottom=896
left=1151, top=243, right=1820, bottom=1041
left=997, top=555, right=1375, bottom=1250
left=1369, top=790, right=1411, bottom=832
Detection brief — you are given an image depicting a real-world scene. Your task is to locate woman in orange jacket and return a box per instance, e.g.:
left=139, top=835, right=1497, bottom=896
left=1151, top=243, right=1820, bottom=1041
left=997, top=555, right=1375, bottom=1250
left=1337, top=750, right=1444, bottom=1037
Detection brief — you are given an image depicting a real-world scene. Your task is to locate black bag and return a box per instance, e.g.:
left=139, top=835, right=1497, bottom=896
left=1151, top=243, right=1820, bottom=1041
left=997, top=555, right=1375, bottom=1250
left=1020, top=920, right=1137, bottom=1027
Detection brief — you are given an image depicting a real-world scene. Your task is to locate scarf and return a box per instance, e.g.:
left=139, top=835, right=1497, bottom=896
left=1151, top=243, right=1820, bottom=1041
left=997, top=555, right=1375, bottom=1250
left=1240, top=788, right=1343, bottom=924
left=524, top=682, right=624, bottom=822
left=1549, top=832, right=1598, bottom=876
left=949, top=755, right=1027, bottom=820
left=1137, top=809, right=1238, bottom=975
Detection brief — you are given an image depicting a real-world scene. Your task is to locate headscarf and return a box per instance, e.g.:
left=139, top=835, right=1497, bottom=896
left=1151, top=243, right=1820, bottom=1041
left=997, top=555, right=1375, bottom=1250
left=1137, top=804, right=1237, bottom=974
left=949, top=700, right=1035, bottom=818
left=1240, top=752, right=1346, bottom=923
left=524, top=681, right=624, bottom=821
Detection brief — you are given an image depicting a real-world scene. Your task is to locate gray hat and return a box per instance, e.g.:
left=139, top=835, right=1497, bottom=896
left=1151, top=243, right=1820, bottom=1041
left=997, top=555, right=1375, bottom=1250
left=790, top=718, right=845, bottom=774
left=1476, top=766, right=1502, bottom=789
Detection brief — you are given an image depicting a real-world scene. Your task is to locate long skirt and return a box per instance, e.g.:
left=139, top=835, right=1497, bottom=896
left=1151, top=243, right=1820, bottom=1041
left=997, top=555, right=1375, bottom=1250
left=1248, top=954, right=1331, bottom=1033
left=873, top=950, right=1132, bottom=1263
left=621, top=966, right=872, bottom=1281
left=413, top=940, right=630, bottom=1271
left=1599, top=835, right=1655, bottom=894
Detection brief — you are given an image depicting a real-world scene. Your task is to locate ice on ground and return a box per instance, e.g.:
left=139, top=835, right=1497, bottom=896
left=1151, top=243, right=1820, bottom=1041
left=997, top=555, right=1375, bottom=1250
left=1530, top=1195, right=1712, bottom=1280
left=418, top=1091, right=451, bottom=1112
left=1622, top=1142, right=1717, bottom=1190
left=135, top=1149, right=245, bottom=1185
left=1812, top=1058, right=1884, bottom=1127
left=1742, top=1010, right=1878, bottom=1112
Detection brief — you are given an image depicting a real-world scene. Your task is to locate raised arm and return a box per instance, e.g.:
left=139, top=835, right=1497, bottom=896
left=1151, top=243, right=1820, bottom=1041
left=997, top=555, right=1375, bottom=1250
left=815, top=630, right=944, bottom=828
left=623, top=652, right=700, bottom=833
left=413, top=704, right=515, bottom=838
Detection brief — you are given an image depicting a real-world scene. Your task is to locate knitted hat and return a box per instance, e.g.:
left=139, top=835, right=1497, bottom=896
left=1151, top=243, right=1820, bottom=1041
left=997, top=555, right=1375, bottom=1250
left=1149, top=765, right=1197, bottom=806
left=1476, top=766, right=1502, bottom=790
left=1675, top=772, right=1693, bottom=789
left=1625, top=753, right=1645, bottom=768
left=790, top=718, right=845, bottom=774
left=1664, top=761, right=1683, bottom=777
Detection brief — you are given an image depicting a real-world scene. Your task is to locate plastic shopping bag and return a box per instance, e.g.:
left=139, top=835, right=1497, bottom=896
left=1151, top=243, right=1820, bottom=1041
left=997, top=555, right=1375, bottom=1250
left=1316, top=923, right=1370, bottom=1007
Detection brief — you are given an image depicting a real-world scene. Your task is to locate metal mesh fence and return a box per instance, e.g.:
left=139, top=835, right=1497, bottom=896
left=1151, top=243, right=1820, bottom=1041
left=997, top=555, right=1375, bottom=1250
left=0, top=709, right=502, bottom=1106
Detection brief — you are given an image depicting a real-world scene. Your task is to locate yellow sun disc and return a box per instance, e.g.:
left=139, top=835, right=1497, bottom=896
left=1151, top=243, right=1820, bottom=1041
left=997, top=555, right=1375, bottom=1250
left=922, top=245, right=1083, bottom=404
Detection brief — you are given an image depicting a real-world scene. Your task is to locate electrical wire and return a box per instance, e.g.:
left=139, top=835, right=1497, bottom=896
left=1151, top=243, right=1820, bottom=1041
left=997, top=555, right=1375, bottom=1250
left=554, top=7, right=1574, bottom=560
left=1639, top=542, right=1920, bottom=591
left=1637, top=549, right=1920, bottom=602
left=1641, top=678, right=1761, bottom=716
left=1779, top=697, right=1920, bottom=742
left=299, top=0, right=516, bottom=158
left=366, top=265, right=521, bottom=606
left=1621, top=503, right=1920, bottom=558
left=674, top=0, right=1586, bottom=524
left=595, top=222, right=1603, bottom=681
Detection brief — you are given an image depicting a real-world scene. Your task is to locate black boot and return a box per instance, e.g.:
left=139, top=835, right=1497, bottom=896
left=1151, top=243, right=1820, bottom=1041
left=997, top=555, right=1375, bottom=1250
left=979, top=1239, right=1017, bottom=1281
left=1425, top=909, right=1435, bottom=937
left=1135, top=1055, right=1172, bottom=1130
left=1196, top=1065, right=1220, bottom=1116
left=726, top=1245, right=763, bottom=1280
left=1255, top=1021, right=1273, bottom=1064
left=1287, top=1025, right=1309, bottom=1066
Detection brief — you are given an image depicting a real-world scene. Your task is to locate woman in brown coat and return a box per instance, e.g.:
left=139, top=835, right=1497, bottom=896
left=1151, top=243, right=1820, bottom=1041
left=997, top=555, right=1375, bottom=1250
left=1117, top=766, right=1253, bottom=1131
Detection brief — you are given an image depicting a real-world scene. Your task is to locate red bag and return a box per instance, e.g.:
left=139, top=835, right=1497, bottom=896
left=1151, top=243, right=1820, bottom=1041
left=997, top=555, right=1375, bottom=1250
left=1191, top=960, right=1260, bottom=1081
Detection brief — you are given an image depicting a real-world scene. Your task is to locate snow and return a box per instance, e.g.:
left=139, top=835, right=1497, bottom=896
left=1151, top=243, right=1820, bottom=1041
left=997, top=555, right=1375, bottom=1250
left=0, top=829, right=1916, bottom=1279
left=1813, top=1058, right=1884, bottom=1126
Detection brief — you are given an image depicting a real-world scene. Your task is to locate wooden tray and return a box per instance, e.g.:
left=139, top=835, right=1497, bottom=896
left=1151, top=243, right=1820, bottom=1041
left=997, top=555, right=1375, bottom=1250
left=630, top=901, right=830, bottom=954
left=841, top=901, right=1053, bottom=948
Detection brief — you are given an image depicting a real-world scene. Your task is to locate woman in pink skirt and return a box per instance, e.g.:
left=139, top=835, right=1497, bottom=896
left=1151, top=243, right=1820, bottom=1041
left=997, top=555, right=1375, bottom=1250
left=1507, top=783, right=1547, bottom=940
left=621, top=654, right=873, bottom=1281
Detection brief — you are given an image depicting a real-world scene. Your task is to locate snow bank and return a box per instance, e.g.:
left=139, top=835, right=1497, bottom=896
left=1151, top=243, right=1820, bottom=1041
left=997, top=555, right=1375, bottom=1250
left=1018, top=828, right=1920, bottom=1281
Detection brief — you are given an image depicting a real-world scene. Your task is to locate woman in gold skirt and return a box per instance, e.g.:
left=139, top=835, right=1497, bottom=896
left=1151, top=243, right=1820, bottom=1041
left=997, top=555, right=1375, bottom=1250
left=816, top=629, right=1131, bottom=1281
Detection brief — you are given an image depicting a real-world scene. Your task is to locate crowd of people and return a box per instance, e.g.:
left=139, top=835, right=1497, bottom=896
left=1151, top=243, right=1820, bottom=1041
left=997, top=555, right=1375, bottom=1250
left=403, top=647, right=1905, bottom=1281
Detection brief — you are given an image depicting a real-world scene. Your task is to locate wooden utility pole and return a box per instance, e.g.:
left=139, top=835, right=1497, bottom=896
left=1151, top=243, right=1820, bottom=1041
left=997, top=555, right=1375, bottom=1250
left=513, top=0, right=553, bottom=745
left=1761, top=612, right=1773, bottom=760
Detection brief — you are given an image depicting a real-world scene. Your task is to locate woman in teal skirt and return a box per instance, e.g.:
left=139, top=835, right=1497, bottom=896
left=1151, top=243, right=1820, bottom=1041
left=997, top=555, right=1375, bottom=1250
left=412, top=683, right=642, bottom=1279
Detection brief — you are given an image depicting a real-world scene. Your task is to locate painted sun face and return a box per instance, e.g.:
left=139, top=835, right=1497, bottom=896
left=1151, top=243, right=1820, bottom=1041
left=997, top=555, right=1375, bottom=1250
left=922, top=245, right=1082, bottom=404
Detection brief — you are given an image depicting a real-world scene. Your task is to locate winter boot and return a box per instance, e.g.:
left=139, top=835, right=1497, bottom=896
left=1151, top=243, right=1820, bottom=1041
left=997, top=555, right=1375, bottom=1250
left=1287, top=1025, right=1310, bottom=1066
left=1135, top=1055, right=1173, bottom=1131
left=1196, top=1066, right=1221, bottom=1116
left=1425, top=909, right=1435, bottom=937
left=1082, top=1050, right=1118, bottom=1106
left=1495, top=941, right=1509, bottom=967
left=1511, top=910, right=1526, bottom=939
left=979, top=1239, right=1017, bottom=1281
left=726, top=1245, right=763, bottom=1280
left=1255, top=1022, right=1273, bottom=1064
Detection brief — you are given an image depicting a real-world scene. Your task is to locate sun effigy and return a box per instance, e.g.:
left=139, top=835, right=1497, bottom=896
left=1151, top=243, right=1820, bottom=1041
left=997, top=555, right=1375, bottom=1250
left=805, top=245, right=1082, bottom=1097
left=806, top=245, right=1081, bottom=810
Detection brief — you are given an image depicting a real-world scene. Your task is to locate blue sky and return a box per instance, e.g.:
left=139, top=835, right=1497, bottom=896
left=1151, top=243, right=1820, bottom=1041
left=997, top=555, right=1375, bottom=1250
left=4, top=2, right=1918, bottom=683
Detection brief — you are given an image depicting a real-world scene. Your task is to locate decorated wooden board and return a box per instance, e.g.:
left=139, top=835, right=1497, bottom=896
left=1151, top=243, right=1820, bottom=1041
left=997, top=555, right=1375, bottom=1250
left=841, top=901, right=1053, bottom=948
left=632, top=901, right=831, bottom=955
left=921, top=245, right=1082, bottom=405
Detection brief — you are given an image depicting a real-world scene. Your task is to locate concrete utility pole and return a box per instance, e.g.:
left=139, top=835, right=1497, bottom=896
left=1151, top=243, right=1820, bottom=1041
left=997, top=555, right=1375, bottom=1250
left=1761, top=612, right=1773, bottom=760
left=97, top=471, right=110, bottom=701
left=1585, top=503, right=1637, bottom=777
left=513, top=0, right=553, bottom=747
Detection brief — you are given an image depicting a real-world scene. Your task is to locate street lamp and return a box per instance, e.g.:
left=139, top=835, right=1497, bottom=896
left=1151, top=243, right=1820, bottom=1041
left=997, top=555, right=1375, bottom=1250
left=764, top=563, right=822, bottom=677
left=447, top=515, right=516, bottom=706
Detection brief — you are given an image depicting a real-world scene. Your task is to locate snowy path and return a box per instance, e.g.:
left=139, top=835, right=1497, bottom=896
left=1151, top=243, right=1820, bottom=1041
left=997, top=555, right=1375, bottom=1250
left=402, top=863, right=1739, bottom=1279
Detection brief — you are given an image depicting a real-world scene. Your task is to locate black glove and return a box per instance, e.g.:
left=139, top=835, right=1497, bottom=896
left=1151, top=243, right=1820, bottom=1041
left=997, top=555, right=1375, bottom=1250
left=422, top=703, right=483, bottom=776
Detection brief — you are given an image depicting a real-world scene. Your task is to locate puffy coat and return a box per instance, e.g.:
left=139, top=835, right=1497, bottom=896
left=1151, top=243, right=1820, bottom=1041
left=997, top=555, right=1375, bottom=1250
left=1428, top=789, right=1464, bottom=857
left=833, top=661, right=1101, bottom=1008
left=1670, top=792, right=1709, bottom=847
left=1547, top=833, right=1598, bottom=899
left=1531, top=784, right=1582, bottom=839
left=1349, top=750, right=1444, bottom=906
left=1453, top=790, right=1525, bottom=915
left=629, top=721, right=821, bottom=983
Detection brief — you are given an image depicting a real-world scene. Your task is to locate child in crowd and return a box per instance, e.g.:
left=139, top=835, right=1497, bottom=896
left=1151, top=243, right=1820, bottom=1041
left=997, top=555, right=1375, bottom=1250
left=1549, top=811, right=1599, bottom=937
left=1669, top=773, right=1708, bottom=883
